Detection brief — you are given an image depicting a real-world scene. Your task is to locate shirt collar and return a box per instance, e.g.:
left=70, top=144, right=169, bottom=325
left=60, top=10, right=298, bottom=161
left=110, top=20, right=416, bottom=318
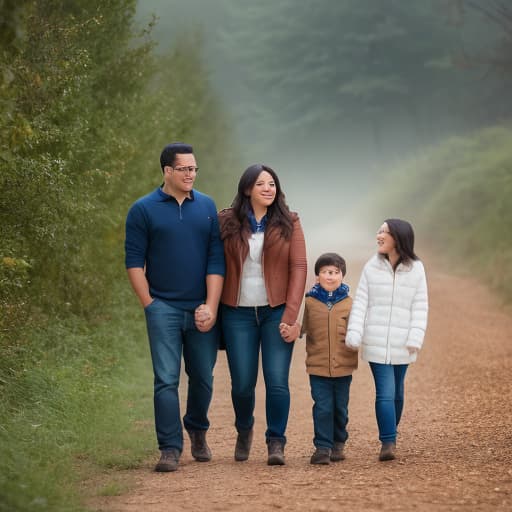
left=154, top=186, right=195, bottom=202
left=247, top=210, right=267, bottom=233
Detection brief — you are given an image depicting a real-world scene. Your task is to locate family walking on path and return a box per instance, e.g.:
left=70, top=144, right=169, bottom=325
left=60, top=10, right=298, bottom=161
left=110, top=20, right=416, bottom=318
left=124, top=141, right=429, bottom=473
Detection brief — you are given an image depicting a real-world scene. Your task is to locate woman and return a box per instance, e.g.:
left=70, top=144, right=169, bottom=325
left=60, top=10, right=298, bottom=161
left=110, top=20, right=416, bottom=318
left=346, top=218, right=428, bottom=461
left=219, top=163, right=307, bottom=465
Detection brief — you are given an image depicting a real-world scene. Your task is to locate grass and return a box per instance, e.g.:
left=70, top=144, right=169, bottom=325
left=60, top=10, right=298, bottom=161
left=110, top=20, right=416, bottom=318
left=0, top=281, right=155, bottom=511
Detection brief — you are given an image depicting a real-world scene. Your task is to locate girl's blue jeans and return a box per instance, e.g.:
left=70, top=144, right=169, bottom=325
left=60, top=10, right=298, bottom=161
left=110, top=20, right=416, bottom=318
left=369, top=362, right=408, bottom=443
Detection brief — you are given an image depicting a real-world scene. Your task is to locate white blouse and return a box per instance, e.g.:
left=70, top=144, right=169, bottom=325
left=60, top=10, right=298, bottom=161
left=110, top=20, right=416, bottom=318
left=238, top=232, right=269, bottom=306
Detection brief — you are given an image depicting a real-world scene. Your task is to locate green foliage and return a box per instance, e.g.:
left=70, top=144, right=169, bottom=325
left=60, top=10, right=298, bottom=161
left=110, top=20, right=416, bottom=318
left=1, top=0, right=153, bottom=329
left=0, top=1, right=239, bottom=510
left=0, top=285, right=154, bottom=511
left=371, top=125, right=512, bottom=301
left=0, top=0, right=236, bottom=332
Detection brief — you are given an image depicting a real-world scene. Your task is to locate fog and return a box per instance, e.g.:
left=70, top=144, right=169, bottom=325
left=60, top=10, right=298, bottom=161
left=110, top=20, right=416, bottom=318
left=135, top=0, right=509, bottom=260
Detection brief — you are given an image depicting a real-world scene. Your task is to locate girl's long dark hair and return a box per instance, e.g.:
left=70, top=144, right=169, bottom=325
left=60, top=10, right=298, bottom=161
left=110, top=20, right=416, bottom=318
left=384, top=218, right=419, bottom=264
left=223, top=164, right=294, bottom=240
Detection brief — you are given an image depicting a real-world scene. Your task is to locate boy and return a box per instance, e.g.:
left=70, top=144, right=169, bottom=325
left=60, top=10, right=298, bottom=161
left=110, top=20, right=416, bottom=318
left=300, top=253, right=358, bottom=464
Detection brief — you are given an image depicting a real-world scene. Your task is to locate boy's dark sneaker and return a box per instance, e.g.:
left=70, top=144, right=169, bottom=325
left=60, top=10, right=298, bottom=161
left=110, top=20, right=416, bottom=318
left=267, top=439, right=285, bottom=465
left=310, top=447, right=331, bottom=465
left=155, top=448, right=180, bottom=472
left=379, top=442, right=396, bottom=461
left=330, top=442, right=346, bottom=462
left=187, top=430, right=212, bottom=462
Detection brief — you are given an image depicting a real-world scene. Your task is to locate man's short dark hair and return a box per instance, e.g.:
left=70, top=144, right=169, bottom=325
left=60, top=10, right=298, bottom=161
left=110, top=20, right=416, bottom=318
left=314, top=252, right=347, bottom=276
left=160, top=142, right=194, bottom=170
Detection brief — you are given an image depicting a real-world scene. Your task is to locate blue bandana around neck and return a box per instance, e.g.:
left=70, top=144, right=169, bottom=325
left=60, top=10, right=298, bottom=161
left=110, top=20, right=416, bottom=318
left=247, top=211, right=268, bottom=233
left=306, top=283, right=350, bottom=308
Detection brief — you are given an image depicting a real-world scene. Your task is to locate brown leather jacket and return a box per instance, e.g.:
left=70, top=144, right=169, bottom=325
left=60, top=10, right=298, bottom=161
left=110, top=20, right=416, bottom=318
left=218, top=208, right=307, bottom=325
left=301, top=295, right=358, bottom=377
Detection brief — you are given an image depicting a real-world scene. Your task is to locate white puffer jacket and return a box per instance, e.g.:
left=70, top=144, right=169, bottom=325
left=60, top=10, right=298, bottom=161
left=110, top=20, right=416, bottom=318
left=346, top=254, right=428, bottom=364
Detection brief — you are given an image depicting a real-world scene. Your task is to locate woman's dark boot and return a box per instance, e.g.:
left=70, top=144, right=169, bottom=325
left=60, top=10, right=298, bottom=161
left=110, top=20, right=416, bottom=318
left=267, top=439, right=285, bottom=465
left=234, top=429, right=253, bottom=461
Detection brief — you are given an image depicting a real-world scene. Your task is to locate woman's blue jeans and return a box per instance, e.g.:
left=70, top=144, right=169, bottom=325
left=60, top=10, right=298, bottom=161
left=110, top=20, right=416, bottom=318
left=309, top=374, right=352, bottom=449
left=369, top=362, right=408, bottom=443
left=144, top=299, right=219, bottom=452
left=221, top=304, right=293, bottom=443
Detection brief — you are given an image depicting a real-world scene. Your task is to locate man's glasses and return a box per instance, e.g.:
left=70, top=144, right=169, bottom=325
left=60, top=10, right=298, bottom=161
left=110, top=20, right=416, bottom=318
left=173, top=166, right=199, bottom=174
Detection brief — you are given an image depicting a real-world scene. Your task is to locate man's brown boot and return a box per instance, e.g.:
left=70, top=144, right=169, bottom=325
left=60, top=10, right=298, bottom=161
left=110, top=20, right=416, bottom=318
left=187, top=430, right=212, bottom=462
left=155, top=448, right=180, bottom=472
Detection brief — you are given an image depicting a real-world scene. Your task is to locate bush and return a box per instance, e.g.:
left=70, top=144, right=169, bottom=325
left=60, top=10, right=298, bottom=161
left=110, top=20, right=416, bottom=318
left=0, top=2, right=239, bottom=510
left=371, top=125, right=512, bottom=301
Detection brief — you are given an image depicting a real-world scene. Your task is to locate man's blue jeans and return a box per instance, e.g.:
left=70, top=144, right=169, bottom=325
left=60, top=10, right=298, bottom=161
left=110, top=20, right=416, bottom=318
left=221, top=304, right=293, bottom=443
left=369, top=362, right=408, bottom=443
left=309, top=374, right=352, bottom=449
left=144, top=299, right=218, bottom=452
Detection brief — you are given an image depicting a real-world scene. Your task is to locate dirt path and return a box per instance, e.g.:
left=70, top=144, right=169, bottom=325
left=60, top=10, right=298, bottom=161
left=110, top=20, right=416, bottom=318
left=90, top=258, right=512, bottom=512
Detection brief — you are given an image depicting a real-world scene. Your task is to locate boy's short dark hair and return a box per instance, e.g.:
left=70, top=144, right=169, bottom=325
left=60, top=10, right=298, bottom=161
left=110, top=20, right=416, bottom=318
left=160, top=142, right=194, bottom=170
left=314, top=252, right=346, bottom=276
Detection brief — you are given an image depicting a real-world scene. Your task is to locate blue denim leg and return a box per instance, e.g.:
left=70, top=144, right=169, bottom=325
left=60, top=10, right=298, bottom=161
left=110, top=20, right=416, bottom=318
left=144, top=299, right=184, bottom=452
left=182, top=316, right=218, bottom=432
left=221, top=305, right=260, bottom=432
left=145, top=300, right=218, bottom=451
left=393, top=364, right=408, bottom=427
left=222, top=304, right=292, bottom=441
left=260, top=305, right=292, bottom=442
left=309, top=375, right=352, bottom=448
left=333, top=375, right=352, bottom=444
left=369, top=362, right=408, bottom=443
left=309, top=375, right=335, bottom=449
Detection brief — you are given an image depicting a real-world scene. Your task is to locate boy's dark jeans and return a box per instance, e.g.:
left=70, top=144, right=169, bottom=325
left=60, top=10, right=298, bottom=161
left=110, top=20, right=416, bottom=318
left=309, top=374, right=352, bottom=449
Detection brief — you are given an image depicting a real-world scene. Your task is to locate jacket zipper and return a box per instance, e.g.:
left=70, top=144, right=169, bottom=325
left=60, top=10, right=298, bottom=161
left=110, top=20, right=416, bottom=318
left=385, top=266, right=396, bottom=364
left=327, top=300, right=333, bottom=376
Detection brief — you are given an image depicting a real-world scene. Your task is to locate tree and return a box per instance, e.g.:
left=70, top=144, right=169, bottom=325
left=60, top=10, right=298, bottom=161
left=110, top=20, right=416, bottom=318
left=0, top=0, right=238, bottom=337
left=215, top=0, right=502, bottom=167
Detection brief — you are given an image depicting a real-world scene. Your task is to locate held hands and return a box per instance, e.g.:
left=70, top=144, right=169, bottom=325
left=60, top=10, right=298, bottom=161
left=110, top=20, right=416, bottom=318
left=279, top=322, right=300, bottom=343
left=195, top=303, right=216, bottom=332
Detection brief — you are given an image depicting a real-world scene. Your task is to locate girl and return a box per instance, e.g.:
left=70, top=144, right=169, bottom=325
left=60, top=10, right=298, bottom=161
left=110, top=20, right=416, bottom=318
left=346, top=218, right=428, bottom=461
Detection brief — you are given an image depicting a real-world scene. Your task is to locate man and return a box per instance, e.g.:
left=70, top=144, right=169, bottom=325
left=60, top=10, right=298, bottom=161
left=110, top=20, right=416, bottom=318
left=125, top=142, right=225, bottom=472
